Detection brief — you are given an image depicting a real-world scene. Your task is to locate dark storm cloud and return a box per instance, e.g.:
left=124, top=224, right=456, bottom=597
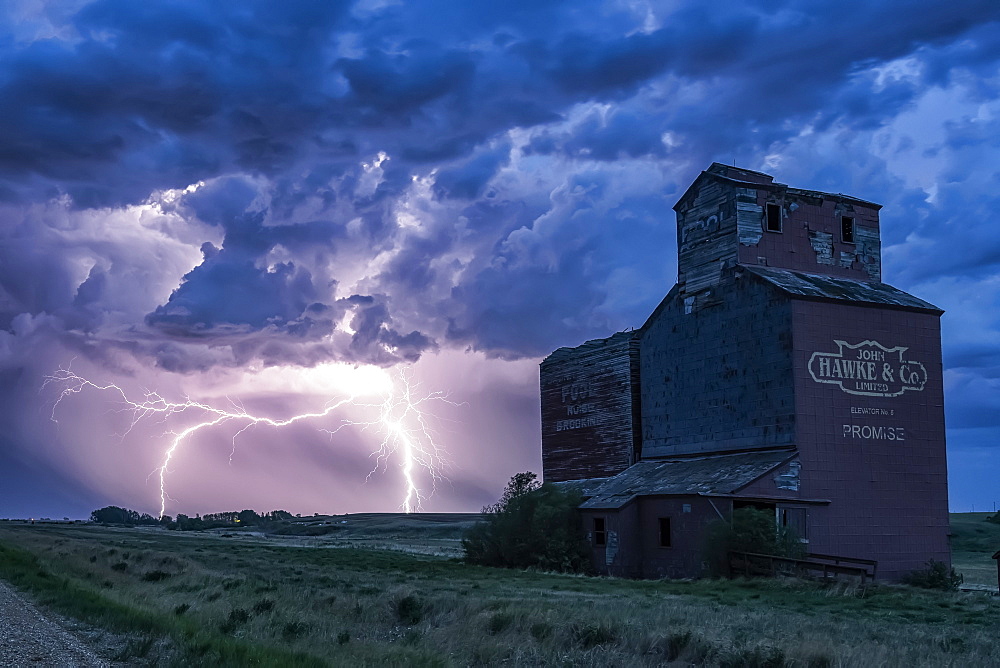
left=0, top=0, right=995, bottom=367
left=0, top=0, right=996, bottom=514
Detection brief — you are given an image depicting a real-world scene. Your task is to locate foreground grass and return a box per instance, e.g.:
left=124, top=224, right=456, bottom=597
left=0, top=524, right=998, bottom=667
left=950, top=512, right=1000, bottom=587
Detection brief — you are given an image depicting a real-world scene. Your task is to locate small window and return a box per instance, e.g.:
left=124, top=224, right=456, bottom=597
left=765, top=203, right=782, bottom=232
left=593, top=517, right=606, bottom=546
left=841, top=216, right=855, bottom=243
left=658, top=517, right=671, bottom=547
left=780, top=507, right=808, bottom=541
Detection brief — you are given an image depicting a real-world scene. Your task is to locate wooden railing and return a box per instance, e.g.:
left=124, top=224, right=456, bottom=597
left=728, top=551, right=877, bottom=584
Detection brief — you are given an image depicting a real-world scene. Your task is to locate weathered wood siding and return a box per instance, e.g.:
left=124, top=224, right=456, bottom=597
left=675, top=164, right=882, bottom=306
left=640, top=272, right=796, bottom=457
left=540, top=331, right=641, bottom=482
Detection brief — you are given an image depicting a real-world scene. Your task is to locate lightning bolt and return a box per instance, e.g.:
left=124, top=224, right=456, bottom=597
left=43, top=365, right=458, bottom=517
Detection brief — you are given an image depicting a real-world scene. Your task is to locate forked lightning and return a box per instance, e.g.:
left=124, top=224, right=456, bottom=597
left=44, top=366, right=456, bottom=516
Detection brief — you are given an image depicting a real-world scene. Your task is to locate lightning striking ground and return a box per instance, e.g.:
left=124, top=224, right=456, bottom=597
left=43, top=366, right=457, bottom=517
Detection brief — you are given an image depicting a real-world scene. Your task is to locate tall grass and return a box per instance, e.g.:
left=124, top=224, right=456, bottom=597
left=1, top=524, right=998, bottom=667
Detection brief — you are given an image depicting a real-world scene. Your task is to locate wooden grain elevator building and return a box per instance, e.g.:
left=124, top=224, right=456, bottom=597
left=540, top=163, right=950, bottom=581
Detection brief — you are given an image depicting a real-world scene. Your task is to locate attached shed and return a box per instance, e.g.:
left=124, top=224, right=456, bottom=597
left=575, top=450, right=827, bottom=579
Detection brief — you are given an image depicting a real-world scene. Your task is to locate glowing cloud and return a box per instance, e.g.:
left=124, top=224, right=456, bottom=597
left=44, top=364, right=458, bottom=516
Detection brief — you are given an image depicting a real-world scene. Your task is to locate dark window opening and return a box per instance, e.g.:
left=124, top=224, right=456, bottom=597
left=780, top=507, right=808, bottom=541
left=658, top=517, right=671, bottom=547
left=593, top=517, right=606, bottom=546
left=765, top=203, right=782, bottom=232
left=841, top=216, right=855, bottom=243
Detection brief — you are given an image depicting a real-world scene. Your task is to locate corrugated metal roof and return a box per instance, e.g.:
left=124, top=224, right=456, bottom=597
left=745, top=266, right=941, bottom=312
left=579, top=450, right=794, bottom=509
left=551, top=477, right=612, bottom=497
left=674, top=166, right=882, bottom=212
left=542, top=329, right=637, bottom=365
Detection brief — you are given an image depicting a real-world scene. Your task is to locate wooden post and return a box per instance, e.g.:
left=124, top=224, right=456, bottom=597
left=992, top=551, right=999, bottom=592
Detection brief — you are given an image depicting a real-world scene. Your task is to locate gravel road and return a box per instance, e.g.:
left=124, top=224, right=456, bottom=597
left=0, top=580, right=107, bottom=667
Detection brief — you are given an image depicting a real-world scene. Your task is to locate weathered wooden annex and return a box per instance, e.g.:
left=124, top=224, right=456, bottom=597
left=540, top=163, right=950, bottom=581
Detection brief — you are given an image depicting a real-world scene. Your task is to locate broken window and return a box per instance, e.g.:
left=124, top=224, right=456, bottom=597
left=658, top=517, right=671, bottom=547
left=841, top=216, right=855, bottom=243
left=593, top=517, right=606, bottom=546
left=765, top=203, right=782, bottom=232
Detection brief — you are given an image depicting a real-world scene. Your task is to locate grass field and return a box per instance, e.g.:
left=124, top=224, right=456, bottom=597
left=950, top=512, right=1000, bottom=588
left=0, top=514, right=997, bottom=667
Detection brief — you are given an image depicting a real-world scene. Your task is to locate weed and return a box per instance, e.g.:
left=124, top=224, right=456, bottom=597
left=719, top=644, right=786, bottom=668
left=110, top=562, right=128, bottom=572
left=337, top=631, right=350, bottom=645
left=252, top=598, right=275, bottom=614
left=220, top=607, right=252, bottom=633
left=570, top=622, right=618, bottom=649
left=396, top=594, right=423, bottom=625
left=174, top=603, right=190, bottom=615
left=112, top=634, right=157, bottom=662
left=486, top=611, right=513, bottom=635
left=529, top=621, right=552, bottom=641
left=939, top=636, right=967, bottom=653
left=282, top=621, right=309, bottom=640
left=141, top=570, right=170, bottom=582
left=806, top=653, right=834, bottom=668
left=665, top=630, right=692, bottom=661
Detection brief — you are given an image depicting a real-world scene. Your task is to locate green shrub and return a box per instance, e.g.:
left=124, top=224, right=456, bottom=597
left=462, top=472, right=591, bottom=573
left=703, top=507, right=804, bottom=576
left=902, top=560, right=963, bottom=591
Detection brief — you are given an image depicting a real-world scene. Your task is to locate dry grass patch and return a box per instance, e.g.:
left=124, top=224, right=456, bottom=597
left=0, top=523, right=998, bottom=667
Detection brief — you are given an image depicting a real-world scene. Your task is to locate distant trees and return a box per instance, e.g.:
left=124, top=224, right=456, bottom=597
left=91, top=506, right=295, bottom=530
left=89, top=506, right=160, bottom=526
left=172, top=509, right=294, bottom=531
left=463, top=472, right=591, bottom=573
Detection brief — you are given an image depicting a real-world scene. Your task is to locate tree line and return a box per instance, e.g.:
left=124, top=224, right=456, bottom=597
left=89, top=505, right=293, bottom=530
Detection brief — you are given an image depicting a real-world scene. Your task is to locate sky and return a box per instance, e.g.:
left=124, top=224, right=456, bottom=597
left=1, top=0, right=998, bottom=519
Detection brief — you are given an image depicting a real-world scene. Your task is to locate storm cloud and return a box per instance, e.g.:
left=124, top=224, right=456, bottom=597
left=1, top=0, right=999, bottom=515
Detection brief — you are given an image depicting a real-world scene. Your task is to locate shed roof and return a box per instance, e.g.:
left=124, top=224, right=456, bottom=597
left=674, top=164, right=882, bottom=212
left=542, top=329, right=637, bottom=365
left=745, top=266, right=942, bottom=313
left=578, top=450, right=795, bottom=509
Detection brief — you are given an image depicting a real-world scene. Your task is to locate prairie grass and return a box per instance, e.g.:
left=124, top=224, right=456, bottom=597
left=0, top=521, right=997, bottom=667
